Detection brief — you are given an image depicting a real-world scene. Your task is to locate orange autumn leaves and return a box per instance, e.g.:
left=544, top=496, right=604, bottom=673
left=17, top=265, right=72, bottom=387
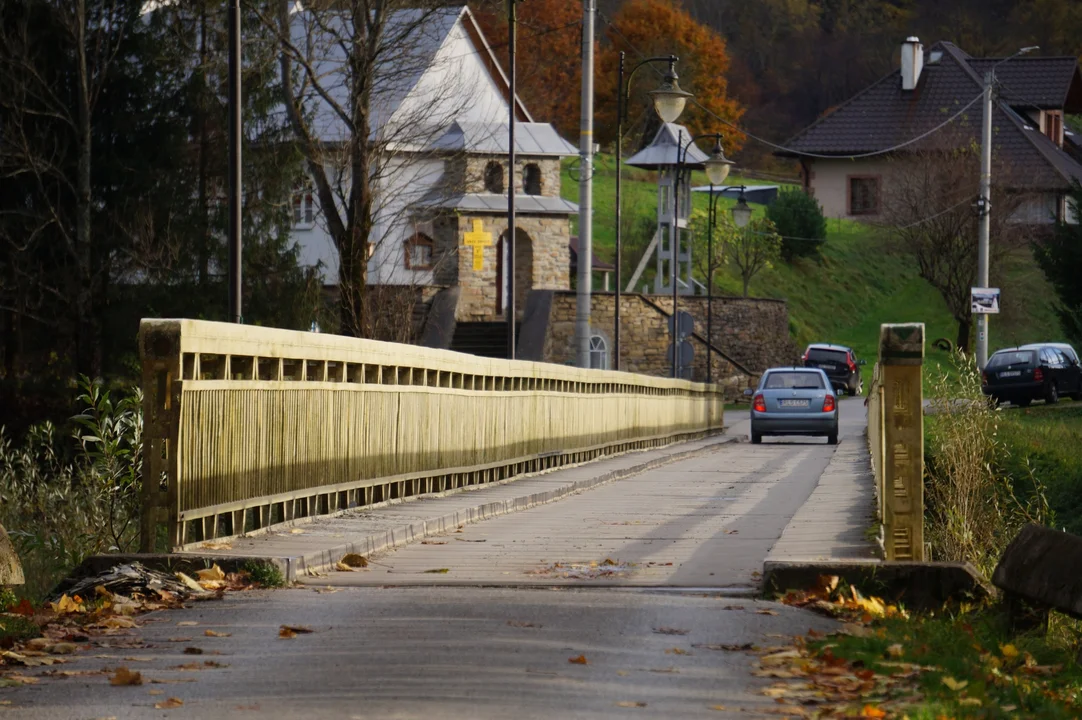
left=470, top=0, right=744, bottom=151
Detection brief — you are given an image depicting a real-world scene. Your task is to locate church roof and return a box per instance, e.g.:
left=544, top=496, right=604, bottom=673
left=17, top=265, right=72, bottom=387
left=430, top=121, right=577, bottom=156
left=421, top=192, right=578, bottom=215
left=625, top=124, right=710, bottom=169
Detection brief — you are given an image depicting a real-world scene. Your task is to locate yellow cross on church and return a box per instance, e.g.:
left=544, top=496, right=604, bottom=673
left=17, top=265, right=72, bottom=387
left=463, top=219, right=493, bottom=271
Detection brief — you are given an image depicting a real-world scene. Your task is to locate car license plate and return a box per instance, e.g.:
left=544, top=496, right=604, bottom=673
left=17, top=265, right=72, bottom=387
left=999, top=371, right=1021, bottom=378
left=820, top=364, right=836, bottom=370
left=779, top=399, right=810, bottom=408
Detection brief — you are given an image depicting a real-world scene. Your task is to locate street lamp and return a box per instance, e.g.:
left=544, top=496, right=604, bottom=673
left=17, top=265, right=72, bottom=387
left=731, top=186, right=752, bottom=228
left=614, top=54, right=690, bottom=371
left=674, top=131, right=733, bottom=380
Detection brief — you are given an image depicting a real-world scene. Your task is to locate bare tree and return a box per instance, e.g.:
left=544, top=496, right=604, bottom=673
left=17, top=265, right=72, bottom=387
left=725, top=215, right=781, bottom=297
left=879, top=147, right=1031, bottom=352
left=265, top=1, right=499, bottom=337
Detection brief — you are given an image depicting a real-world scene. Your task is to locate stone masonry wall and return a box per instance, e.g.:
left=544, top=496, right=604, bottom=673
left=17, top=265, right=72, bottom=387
left=545, top=292, right=796, bottom=389
left=436, top=213, right=571, bottom=321
left=454, top=156, right=562, bottom=197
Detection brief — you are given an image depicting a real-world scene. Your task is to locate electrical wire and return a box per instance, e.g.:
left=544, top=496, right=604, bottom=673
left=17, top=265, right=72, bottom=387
left=599, top=10, right=985, bottom=161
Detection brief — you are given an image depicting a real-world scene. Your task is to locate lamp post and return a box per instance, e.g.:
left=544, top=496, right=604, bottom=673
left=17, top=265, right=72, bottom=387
left=227, top=0, right=242, bottom=323
left=614, top=55, right=691, bottom=370
left=506, top=0, right=524, bottom=359
left=702, top=175, right=748, bottom=383
left=674, top=133, right=733, bottom=379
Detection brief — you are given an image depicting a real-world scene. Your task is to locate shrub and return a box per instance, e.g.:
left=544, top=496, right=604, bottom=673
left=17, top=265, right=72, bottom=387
left=0, top=378, right=143, bottom=601
left=924, top=353, right=1049, bottom=575
left=767, top=187, right=828, bottom=261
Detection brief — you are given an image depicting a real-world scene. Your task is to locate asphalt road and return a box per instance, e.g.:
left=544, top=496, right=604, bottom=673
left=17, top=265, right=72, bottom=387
left=1, top=402, right=867, bottom=720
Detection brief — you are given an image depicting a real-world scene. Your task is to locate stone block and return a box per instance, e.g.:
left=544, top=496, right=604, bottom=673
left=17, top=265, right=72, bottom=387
left=993, top=523, right=1082, bottom=620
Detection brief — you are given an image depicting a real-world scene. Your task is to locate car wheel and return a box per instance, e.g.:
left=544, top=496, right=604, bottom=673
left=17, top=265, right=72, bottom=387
left=1047, top=383, right=1059, bottom=405
left=846, top=384, right=857, bottom=397
left=827, top=432, right=839, bottom=445
left=751, top=432, right=762, bottom=445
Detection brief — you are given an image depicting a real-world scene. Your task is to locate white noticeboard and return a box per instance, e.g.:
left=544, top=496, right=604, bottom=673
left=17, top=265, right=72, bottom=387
left=971, top=287, right=1000, bottom=315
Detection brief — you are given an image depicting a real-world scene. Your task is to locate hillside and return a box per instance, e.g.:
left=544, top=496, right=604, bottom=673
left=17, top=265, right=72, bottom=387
left=562, top=157, right=1065, bottom=375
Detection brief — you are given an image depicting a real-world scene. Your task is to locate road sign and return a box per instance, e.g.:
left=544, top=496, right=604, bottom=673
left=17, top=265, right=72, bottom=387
left=971, top=287, right=1000, bottom=314
left=667, top=340, right=694, bottom=368
left=667, top=311, right=694, bottom=338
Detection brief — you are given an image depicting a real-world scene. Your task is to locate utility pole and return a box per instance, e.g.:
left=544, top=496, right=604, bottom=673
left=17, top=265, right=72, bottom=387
left=575, top=0, right=596, bottom=368
left=506, top=0, right=519, bottom=359
left=227, top=0, right=242, bottom=324
left=976, top=70, right=993, bottom=369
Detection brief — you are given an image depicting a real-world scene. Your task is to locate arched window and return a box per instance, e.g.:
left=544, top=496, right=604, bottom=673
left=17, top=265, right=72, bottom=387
left=405, top=233, right=434, bottom=270
left=484, top=161, right=504, bottom=194
left=524, top=163, right=542, bottom=195
left=589, top=334, right=609, bottom=370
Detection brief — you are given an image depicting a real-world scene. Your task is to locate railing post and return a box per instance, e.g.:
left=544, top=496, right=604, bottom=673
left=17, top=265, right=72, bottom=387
left=879, top=323, right=924, bottom=561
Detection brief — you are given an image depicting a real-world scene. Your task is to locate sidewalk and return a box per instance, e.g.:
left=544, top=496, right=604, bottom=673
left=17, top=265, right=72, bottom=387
left=761, top=432, right=882, bottom=592
left=179, top=433, right=738, bottom=581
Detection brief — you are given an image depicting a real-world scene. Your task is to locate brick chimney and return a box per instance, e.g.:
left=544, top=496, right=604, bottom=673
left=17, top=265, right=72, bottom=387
left=901, top=37, right=924, bottom=91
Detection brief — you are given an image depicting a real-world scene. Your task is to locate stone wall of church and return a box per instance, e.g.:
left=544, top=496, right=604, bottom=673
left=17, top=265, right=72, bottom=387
left=431, top=213, right=571, bottom=321
left=452, top=156, right=563, bottom=197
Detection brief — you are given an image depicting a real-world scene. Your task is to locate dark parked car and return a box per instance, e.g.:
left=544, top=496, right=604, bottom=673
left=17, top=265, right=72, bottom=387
left=746, top=367, right=839, bottom=445
left=801, top=343, right=865, bottom=396
left=981, top=343, right=1082, bottom=407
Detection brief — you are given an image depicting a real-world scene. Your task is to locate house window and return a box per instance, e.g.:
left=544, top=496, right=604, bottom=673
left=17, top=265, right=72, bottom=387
left=484, top=161, right=504, bottom=194
left=524, top=163, right=542, bottom=195
left=589, top=334, right=609, bottom=370
left=405, top=233, right=434, bottom=270
left=292, top=187, right=315, bottom=226
left=848, top=176, right=880, bottom=216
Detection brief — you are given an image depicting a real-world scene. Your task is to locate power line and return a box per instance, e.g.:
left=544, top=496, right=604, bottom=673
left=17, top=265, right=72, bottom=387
left=598, top=10, right=985, bottom=161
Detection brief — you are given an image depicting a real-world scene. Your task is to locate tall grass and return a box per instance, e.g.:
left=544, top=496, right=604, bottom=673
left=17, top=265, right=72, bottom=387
left=0, top=379, right=143, bottom=601
left=924, top=353, right=1049, bottom=575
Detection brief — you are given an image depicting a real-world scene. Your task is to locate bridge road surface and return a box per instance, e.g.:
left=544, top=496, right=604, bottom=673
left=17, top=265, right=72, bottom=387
left=4, top=404, right=867, bottom=720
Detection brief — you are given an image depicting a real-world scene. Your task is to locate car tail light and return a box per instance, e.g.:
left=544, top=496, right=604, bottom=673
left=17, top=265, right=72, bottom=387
left=981, top=371, right=988, bottom=385
left=1034, top=367, right=1044, bottom=382
left=752, top=393, right=767, bottom=412
left=822, top=395, right=836, bottom=413
left=801, top=352, right=809, bottom=365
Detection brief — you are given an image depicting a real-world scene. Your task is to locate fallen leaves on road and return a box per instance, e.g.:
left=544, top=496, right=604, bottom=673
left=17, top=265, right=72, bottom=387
left=693, top=643, right=755, bottom=652
left=507, top=621, right=541, bottom=628
left=568, top=655, right=588, bottom=665
left=278, top=625, right=314, bottom=639
left=779, top=575, right=907, bottom=623
left=755, top=609, right=779, bottom=616
left=615, top=701, right=647, bottom=708
left=423, top=568, right=450, bottom=574
left=154, top=697, right=184, bottom=709
left=340, top=554, right=368, bottom=568
left=204, top=629, right=231, bottom=638
left=652, top=627, right=689, bottom=636
left=49, top=594, right=85, bottom=615
left=526, top=560, right=634, bottom=580
left=335, top=561, right=358, bottom=572
left=421, top=541, right=447, bottom=545
left=183, top=647, right=203, bottom=655
left=665, top=648, right=691, bottom=655
left=109, top=667, right=143, bottom=686
left=177, top=621, right=199, bottom=627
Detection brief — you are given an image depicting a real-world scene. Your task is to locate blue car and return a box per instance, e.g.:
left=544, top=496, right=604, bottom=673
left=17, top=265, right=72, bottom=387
left=746, top=367, right=839, bottom=445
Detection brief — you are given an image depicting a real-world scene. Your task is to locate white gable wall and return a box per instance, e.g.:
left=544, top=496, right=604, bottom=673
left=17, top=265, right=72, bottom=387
left=291, top=8, right=515, bottom=287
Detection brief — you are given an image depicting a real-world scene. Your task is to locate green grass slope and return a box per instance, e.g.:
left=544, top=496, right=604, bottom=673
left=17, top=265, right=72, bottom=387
left=562, top=157, right=1065, bottom=375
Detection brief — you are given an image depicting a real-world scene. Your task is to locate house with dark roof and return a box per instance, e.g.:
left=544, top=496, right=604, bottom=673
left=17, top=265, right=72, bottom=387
left=779, top=38, right=1082, bottom=223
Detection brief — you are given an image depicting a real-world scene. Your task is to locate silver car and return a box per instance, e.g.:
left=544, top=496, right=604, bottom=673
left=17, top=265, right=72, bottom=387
left=746, top=368, right=839, bottom=445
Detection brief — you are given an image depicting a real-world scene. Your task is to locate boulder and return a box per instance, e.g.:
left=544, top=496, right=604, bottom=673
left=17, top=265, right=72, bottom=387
left=992, top=523, right=1082, bottom=620
left=0, top=522, right=25, bottom=586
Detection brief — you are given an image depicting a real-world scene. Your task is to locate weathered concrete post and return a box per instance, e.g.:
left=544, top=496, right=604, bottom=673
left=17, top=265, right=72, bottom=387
left=0, top=522, right=25, bottom=586
left=879, top=323, right=924, bottom=561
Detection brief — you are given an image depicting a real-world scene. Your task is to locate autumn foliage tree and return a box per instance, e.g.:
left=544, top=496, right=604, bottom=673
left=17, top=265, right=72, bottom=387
left=598, top=0, right=745, bottom=154
left=470, top=0, right=587, bottom=140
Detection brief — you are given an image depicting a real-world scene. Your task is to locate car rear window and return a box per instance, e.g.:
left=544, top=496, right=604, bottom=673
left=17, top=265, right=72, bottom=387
left=987, top=351, right=1036, bottom=368
left=764, top=372, right=825, bottom=390
left=806, top=348, right=847, bottom=364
